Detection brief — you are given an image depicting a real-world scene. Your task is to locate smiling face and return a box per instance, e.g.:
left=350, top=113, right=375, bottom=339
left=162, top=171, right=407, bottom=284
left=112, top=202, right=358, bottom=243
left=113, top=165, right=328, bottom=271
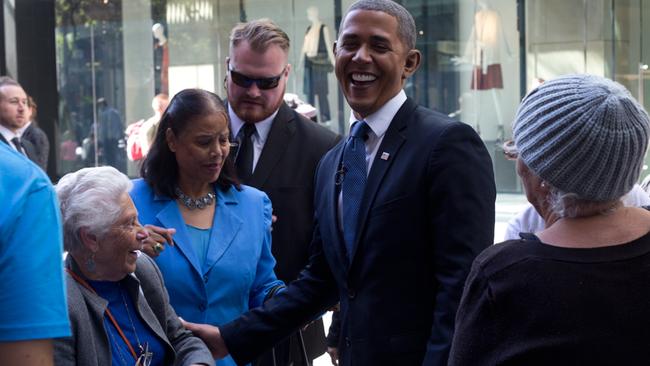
left=227, top=41, right=290, bottom=123
left=94, top=194, right=146, bottom=281
left=0, top=85, right=28, bottom=132
left=166, top=112, right=231, bottom=186
left=334, top=9, right=420, bottom=118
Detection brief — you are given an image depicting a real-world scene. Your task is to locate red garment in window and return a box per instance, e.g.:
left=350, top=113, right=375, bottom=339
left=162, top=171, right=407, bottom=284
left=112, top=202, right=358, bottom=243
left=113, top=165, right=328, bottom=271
left=471, top=64, right=503, bottom=90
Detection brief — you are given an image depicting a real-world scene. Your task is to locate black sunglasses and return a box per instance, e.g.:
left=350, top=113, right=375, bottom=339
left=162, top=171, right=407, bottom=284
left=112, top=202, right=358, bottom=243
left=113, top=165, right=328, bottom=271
left=228, top=64, right=286, bottom=90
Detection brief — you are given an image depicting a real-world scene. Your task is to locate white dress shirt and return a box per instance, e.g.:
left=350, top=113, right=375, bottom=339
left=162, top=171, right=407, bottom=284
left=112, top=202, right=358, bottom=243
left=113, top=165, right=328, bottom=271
left=17, top=120, right=32, bottom=135
left=0, top=124, right=22, bottom=152
left=229, top=105, right=278, bottom=172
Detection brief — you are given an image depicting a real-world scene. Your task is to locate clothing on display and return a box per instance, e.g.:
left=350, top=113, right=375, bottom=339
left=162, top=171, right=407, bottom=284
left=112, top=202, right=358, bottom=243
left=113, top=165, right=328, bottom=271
left=471, top=61, right=503, bottom=90
left=303, top=24, right=332, bottom=122
left=467, top=5, right=507, bottom=90
left=153, top=23, right=169, bottom=95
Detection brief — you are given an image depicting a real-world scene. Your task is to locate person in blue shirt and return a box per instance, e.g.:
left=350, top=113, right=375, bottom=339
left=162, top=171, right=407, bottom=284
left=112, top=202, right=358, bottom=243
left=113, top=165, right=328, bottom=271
left=0, top=141, right=70, bottom=365
left=53, top=166, right=213, bottom=366
left=130, top=89, right=285, bottom=366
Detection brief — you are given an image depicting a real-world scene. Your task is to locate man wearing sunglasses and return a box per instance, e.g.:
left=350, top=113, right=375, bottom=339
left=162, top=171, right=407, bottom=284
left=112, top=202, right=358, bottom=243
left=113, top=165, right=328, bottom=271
left=224, top=19, right=340, bottom=366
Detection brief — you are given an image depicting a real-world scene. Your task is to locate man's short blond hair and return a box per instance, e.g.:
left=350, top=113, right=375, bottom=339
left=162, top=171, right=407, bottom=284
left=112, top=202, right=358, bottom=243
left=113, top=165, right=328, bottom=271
left=229, top=18, right=290, bottom=54
left=0, top=76, right=23, bottom=100
left=0, top=76, right=20, bottom=88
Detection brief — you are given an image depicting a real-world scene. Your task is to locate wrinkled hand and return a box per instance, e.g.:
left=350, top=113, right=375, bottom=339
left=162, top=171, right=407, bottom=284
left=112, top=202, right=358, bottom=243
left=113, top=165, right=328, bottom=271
left=327, top=346, right=339, bottom=366
left=140, top=224, right=175, bottom=258
left=181, top=318, right=229, bottom=359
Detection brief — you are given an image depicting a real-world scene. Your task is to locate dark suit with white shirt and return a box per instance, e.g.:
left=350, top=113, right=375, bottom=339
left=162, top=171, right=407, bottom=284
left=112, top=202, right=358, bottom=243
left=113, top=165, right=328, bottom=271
left=231, top=101, right=340, bottom=365
left=21, top=123, right=50, bottom=170
left=0, top=133, right=39, bottom=167
left=221, top=96, right=495, bottom=366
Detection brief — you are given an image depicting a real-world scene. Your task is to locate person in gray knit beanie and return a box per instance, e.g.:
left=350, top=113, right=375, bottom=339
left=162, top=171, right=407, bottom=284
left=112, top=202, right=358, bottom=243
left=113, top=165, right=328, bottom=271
left=514, top=74, right=650, bottom=202
left=450, top=75, right=650, bottom=365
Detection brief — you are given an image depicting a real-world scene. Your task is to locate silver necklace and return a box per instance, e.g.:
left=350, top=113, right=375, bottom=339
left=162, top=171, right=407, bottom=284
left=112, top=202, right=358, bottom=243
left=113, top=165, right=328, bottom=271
left=119, top=284, right=153, bottom=365
left=104, top=284, right=136, bottom=366
left=174, top=187, right=215, bottom=210
left=118, top=284, right=142, bottom=348
left=106, top=321, right=129, bottom=366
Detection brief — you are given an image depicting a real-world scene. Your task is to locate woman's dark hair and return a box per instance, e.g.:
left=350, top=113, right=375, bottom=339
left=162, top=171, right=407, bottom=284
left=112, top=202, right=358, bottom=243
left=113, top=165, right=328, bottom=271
left=140, top=88, right=240, bottom=197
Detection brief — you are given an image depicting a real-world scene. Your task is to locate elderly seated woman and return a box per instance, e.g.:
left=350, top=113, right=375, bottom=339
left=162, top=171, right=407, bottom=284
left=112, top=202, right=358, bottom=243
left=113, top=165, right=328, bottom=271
left=53, top=166, right=214, bottom=366
left=449, top=74, right=650, bottom=365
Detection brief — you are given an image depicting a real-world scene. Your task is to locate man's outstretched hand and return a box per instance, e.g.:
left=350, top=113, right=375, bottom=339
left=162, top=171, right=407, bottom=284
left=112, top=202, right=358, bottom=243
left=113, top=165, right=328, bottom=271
left=181, top=318, right=229, bottom=359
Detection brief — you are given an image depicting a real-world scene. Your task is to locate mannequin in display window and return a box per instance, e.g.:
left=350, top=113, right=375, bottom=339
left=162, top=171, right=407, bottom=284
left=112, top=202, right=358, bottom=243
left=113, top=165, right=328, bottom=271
left=453, top=0, right=511, bottom=139
left=300, top=6, right=335, bottom=123
left=153, top=23, right=169, bottom=95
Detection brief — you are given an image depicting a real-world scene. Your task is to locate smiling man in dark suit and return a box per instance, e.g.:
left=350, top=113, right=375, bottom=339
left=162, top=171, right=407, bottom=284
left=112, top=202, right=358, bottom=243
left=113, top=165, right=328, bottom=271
left=0, top=77, right=39, bottom=165
left=184, top=2, right=495, bottom=365
left=225, top=19, right=340, bottom=366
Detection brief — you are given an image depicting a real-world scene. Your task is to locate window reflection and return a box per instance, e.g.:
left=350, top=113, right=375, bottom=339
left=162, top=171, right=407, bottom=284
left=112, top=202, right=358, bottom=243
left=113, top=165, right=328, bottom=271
left=53, top=0, right=650, bottom=190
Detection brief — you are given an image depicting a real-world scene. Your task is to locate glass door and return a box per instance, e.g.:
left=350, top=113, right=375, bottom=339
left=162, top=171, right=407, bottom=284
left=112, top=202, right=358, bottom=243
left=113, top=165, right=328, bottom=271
left=612, top=0, right=650, bottom=180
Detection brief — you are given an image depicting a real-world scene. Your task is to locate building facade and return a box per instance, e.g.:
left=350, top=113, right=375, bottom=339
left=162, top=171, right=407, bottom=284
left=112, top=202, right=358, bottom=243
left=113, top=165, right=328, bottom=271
left=3, top=0, right=650, bottom=192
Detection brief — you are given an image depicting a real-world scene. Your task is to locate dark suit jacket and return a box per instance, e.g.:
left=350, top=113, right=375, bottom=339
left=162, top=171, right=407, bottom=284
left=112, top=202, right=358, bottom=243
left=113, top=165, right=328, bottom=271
left=233, top=102, right=339, bottom=360
left=221, top=98, right=496, bottom=366
left=241, top=102, right=340, bottom=283
left=0, top=133, right=39, bottom=167
left=22, top=123, right=50, bottom=170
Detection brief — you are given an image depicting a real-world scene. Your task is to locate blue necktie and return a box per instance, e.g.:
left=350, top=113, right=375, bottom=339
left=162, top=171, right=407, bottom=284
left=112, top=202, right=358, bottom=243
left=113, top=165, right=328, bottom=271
left=342, top=121, right=370, bottom=257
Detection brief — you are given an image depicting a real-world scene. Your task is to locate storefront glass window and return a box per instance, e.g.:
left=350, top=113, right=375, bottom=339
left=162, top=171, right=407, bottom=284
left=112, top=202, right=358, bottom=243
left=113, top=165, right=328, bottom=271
left=54, top=0, right=650, bottom=191
left=526, top=0, right=650, bottom=181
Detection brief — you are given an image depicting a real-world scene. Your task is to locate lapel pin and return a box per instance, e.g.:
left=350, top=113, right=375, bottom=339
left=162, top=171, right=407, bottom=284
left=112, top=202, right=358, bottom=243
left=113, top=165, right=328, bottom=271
left=380, top=152, right=390, bottom=160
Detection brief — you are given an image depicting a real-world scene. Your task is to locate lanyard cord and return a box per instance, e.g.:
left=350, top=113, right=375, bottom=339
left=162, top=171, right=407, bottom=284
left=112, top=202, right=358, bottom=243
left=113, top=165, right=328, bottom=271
left=65, top=268, right=139, bottom=360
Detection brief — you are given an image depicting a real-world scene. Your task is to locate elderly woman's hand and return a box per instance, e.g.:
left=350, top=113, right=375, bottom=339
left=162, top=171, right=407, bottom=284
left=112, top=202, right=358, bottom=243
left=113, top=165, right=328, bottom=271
left=140, top=224, right=176, bottom=258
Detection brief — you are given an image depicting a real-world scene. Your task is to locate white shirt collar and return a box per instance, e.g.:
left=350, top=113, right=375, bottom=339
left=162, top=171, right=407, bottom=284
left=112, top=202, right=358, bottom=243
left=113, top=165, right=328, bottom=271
left=17, top=120, right=32, bottom=135
left=347, top=90, right=407, bottom=138
left=0, top=124, right=20, bottom=143
left=229, top=104, right=278, bottom=145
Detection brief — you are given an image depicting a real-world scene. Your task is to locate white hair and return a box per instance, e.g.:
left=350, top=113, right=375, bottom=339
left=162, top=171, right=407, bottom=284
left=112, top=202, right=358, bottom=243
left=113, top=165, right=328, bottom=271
left=56, top=166, right=133, bottom=252
left=546, top=185, right=621, bottom=219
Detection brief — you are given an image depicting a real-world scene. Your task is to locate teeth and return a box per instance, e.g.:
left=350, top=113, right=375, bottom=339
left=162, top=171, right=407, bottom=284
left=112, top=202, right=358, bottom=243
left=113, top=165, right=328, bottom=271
left=351, top=73, right=376, bottom=82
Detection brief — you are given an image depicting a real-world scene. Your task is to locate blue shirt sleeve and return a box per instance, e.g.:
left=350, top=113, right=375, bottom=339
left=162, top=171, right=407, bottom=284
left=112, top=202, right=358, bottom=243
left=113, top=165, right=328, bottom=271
left=0, top=148, right=70, bottom=341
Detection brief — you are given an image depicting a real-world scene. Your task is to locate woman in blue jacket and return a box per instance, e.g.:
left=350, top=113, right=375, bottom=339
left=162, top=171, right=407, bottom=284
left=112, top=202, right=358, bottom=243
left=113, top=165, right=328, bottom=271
left=130, top=89, right=284, bottom=366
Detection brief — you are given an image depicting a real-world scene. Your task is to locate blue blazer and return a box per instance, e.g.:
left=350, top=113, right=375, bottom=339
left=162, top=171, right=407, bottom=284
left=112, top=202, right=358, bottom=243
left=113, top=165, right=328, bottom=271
left=130, top=179, right=284, bottom=329
left=220, top=98, right=496, bottom=366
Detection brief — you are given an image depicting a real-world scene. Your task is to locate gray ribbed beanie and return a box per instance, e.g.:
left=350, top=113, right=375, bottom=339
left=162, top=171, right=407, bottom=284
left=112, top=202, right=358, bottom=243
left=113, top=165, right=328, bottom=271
left=513, top=74, right=650, bottom=201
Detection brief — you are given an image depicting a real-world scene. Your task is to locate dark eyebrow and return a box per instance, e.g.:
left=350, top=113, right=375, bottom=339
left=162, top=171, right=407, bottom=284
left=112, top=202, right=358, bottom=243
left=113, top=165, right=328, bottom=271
left=339, top=33, right=359, bottom=42
left=195, top=134, right=216, bottom=140
left=370, top=35, right=391, bottom=44
left=339, top=34, right=391, bottom=45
